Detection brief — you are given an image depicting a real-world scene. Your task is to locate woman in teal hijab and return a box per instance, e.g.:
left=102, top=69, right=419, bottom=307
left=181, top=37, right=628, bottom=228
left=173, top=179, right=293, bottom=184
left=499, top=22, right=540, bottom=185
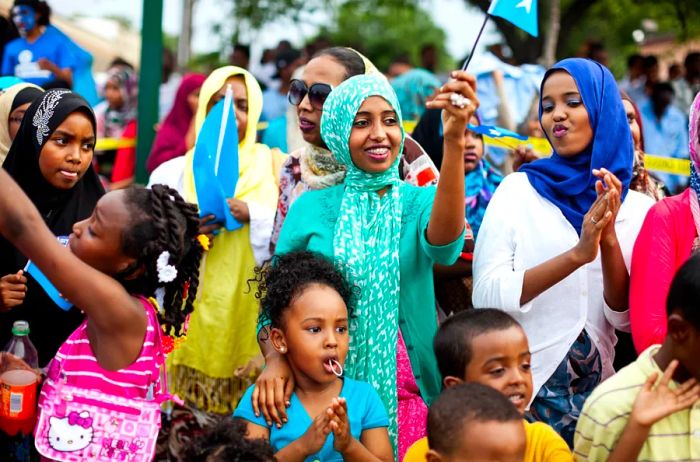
left=264, top=71, right=478, bottom=458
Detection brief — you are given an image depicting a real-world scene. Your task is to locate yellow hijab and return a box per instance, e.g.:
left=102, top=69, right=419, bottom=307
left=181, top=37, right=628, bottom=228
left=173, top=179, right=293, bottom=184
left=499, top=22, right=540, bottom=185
left=170, top=67, right=278, bottom=413
left=183, top=66, right=276, bottom=205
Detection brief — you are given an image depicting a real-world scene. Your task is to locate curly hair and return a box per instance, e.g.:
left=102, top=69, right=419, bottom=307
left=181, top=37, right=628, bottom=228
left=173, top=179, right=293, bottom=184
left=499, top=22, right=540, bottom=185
left=253, top=251, right=356, bottom=328
left=117, top=184, right=203, bottom=337
left=181, top=419, right=276, bottom=461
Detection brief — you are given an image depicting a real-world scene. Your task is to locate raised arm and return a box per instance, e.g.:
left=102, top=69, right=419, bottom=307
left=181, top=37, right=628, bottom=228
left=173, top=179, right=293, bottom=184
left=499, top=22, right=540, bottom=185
left=0, top=169, right=144, bottom=367
left=425, top=71, right=478, bottom=246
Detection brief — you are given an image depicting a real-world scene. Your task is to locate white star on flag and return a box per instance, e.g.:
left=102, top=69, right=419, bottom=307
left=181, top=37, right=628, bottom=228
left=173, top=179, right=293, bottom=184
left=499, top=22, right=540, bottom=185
left=516, top=0, right=532, bottom=14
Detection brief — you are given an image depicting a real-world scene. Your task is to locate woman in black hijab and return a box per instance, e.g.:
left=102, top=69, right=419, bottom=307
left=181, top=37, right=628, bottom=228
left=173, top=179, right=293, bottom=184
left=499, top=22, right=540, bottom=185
left=0, top=89, right=104, bottom=366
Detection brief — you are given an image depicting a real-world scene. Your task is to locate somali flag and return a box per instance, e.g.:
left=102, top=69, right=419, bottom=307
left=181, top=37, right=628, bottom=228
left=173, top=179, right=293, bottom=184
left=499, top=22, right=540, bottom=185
left=468, top=123, right=528, bottom=141
left=192, top=84, right=241, bottom=231
left=24, top=236, right=72, bottom=311
left=488, top=0, right=538, bottom=37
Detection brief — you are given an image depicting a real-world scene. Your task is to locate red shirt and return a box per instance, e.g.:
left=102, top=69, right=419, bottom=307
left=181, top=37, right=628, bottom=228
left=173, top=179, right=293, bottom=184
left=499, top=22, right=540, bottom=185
left=630, top=188, right=696, bottom=352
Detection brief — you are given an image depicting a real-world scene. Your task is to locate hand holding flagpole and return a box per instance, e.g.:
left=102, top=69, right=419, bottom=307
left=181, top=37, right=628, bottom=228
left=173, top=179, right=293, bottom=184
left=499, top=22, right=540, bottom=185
left=460, top=0, right=539, bottom=72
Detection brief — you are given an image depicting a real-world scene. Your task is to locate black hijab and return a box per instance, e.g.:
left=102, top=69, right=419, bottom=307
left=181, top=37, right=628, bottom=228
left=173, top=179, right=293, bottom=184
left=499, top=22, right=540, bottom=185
left=0, top=89, right=104, bottom=365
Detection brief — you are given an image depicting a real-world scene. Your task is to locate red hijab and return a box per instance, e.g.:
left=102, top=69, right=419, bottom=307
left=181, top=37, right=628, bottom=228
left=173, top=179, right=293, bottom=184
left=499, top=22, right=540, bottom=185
left=146, top=73, right=206, bottom=173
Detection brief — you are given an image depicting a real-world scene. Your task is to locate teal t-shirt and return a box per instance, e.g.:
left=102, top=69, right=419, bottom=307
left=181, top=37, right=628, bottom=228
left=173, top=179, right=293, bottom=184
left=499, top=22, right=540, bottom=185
left=275, top=183, right=463, bottom=405
left=233, top=378, right=389, bottom=461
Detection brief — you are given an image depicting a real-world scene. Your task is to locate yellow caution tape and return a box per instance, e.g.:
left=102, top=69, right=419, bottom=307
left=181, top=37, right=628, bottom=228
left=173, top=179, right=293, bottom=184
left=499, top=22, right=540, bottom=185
left=643, top=155, right=690, bottom=176
left=95, top=138, right=136, bottom=151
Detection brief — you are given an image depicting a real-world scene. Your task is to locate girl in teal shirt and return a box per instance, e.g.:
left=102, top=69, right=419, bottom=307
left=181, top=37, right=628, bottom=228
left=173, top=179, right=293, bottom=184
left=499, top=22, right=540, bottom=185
left=257, top=71, right=478, bottom=457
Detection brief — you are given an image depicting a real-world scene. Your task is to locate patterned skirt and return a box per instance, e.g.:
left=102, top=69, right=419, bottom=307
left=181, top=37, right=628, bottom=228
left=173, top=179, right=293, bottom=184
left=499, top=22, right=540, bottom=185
left=527, top=330, right=602, bottom=448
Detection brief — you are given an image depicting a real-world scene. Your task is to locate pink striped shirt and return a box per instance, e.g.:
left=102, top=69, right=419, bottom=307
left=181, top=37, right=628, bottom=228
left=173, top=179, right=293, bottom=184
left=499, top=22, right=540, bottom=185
left=39, top=296, right=164, bottom=403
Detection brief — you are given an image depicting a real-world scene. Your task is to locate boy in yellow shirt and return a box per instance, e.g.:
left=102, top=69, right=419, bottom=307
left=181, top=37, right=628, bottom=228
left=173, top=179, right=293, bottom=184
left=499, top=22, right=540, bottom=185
left=404, top=309, right=573, bottom=462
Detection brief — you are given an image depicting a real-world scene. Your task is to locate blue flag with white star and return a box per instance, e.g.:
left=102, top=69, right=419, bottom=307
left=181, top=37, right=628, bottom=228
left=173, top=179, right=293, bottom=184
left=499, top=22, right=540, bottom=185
left=192, top=85, right=241, bottom=231
left=468, top=123, right=528, bottom=141
left=488, top=0, right=538, bottom=37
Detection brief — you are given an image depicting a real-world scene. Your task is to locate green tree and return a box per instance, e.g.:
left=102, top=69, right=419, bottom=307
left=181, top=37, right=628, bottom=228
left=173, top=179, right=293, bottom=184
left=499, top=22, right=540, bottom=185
left=463, top=0, right=700, bottom=72
left=320, top=0, right=449, bottom=71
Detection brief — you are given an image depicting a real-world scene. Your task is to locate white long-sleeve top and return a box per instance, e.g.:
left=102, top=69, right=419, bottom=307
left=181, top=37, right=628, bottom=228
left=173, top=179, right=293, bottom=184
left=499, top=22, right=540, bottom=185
left=473, top=172, right=654, bottom=398
left=147, top=156, right=275, bottom=265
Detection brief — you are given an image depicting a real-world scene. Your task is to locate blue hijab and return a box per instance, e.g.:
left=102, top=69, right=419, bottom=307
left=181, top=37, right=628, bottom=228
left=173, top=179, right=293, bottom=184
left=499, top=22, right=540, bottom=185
left=520, top=58, right=633, bottom=234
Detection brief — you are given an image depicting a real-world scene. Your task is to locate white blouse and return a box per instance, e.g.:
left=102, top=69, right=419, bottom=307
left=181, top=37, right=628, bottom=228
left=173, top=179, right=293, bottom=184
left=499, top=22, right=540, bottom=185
left=147, top=156, right=275, bottom=266
left=473, top=172, right=654, bottom=398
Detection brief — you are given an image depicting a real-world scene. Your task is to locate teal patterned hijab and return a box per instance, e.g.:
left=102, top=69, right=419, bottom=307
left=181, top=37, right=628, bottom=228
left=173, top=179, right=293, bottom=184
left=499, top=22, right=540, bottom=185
left=321, top=73, right=405, bottom=449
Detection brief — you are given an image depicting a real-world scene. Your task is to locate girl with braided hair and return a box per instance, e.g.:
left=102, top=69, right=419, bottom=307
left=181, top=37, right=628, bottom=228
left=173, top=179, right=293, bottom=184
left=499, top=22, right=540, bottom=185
left=0, top=161, right=203, bottom=458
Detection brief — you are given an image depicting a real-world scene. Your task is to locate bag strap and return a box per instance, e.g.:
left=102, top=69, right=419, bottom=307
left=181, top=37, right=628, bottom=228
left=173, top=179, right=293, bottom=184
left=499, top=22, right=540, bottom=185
left=143, top=296, right=184, bottom=406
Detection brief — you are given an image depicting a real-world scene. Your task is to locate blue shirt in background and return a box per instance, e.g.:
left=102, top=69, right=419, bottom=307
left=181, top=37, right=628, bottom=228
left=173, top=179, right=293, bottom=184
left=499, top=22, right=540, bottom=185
left=234, top=378, right=389, bottom=461
left=640, top=100, right=689, bottom=193
left=2, top=30, right=76, bottom=87
left=262, top=88, right=289, bottom=122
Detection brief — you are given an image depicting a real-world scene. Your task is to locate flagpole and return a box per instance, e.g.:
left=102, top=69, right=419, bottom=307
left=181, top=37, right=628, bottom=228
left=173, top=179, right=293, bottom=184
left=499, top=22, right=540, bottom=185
left=461, top=13, right=490, bottom=71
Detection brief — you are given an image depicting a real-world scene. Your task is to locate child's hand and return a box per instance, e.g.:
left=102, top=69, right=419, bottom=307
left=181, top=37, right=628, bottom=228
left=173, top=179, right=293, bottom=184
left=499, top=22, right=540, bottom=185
left=329, top=397, right=354, bottom=453
left=299, top=410, right=333, bottom=456
left=631, top=359, right=700, bottom=428
left=0, top=270, right=27, bottom=311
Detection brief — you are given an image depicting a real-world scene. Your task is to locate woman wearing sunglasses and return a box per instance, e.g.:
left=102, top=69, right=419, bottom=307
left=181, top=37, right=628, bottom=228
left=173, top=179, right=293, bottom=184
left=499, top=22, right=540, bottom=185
left=269, top=47, right=374, bottom=253
left=269, top=47, right=438, bottom=253
left=256, top=69, right=478, bottom=460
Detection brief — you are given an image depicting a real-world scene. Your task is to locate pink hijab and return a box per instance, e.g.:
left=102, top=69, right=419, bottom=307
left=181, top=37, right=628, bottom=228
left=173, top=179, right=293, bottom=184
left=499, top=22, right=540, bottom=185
left=690, top=91, right=700, bottom=174
left=146, top=73, right=206, bottom=173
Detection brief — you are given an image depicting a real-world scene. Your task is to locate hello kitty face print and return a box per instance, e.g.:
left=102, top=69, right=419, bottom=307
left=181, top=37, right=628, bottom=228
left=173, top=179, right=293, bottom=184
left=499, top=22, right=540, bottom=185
left=48, top=411, right=94, bottom=452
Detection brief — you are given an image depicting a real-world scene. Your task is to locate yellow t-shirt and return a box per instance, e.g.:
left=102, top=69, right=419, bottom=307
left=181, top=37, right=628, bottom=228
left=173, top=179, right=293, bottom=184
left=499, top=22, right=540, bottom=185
left=402, top=420, right=573, bottom=462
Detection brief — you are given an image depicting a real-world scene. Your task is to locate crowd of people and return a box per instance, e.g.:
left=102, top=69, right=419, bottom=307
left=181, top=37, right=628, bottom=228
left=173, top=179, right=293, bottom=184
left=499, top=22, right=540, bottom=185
left=0, top=0, right=699, bottom=461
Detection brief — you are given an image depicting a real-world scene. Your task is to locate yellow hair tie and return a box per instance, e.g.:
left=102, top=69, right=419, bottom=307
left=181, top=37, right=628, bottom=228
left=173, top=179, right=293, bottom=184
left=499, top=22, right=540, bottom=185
left=196, top=234, right=210, bottom=251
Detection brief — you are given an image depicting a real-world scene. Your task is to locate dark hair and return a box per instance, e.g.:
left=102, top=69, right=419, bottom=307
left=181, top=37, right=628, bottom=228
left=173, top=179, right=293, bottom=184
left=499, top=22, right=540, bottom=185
left=233, top=43, right=251, bottom=59
left=685, top=52, right=700, bottom=68
left=433, top=309, right=521, bottom=380
left=627, top=54, right=643, bottom=69
left=666, top=254, right=700, bottom=329
left=643, top=55, right=659, bottom=70
left=312, top=47, right=365, bottom=80
left=119, top=184, right=203, bottom=337
left=109, top=57, right=135, bottom=70
left=182, top=419, right=276, bottom=461
left=427, top=383, right=521, bottom=455
left=652, top=81, right=675, bottom=96
left=254, top=251, right=356, bottom=328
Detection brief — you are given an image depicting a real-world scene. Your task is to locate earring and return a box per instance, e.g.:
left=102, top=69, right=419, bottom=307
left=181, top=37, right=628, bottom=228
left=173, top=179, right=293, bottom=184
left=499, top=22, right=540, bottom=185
left=280, top=347, right=286, bottom=353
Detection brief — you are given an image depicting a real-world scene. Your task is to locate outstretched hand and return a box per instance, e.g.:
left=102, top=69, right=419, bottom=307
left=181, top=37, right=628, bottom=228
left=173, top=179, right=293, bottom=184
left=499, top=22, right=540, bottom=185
left=631, top=360, right=700, bottom=428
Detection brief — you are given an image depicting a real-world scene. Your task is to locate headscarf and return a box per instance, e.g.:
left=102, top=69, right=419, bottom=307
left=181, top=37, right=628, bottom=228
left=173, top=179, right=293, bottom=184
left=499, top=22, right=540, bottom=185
left=146, top=73, right=205, bottom=173
left=391, top=68, right=441, bottom=122
left=689, top=92, right=700, bottom=199
left=0, top=82, right=43, bottom=163
left=321, top=73, right=405, bottom=446
left=465, top=158, right=503, bottom=239
left=170, top=67, right=279, bottom=412
left=95, top=65, right=138, bottom=138
left=620, top=90, right=664, bottom=201
left=520, top=58, right=633, bottom=234
left=298, top=48, right=382, bottom=188
left=0, top=89, right=104, bottom=364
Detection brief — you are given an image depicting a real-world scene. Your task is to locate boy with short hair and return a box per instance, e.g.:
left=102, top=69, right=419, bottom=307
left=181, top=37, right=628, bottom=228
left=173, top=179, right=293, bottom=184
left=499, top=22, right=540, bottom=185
left=426, top=382, right=526, bottom=462
left=404, top=309, right=573, bottom=461
left=574, top=254, right=700, bottom=461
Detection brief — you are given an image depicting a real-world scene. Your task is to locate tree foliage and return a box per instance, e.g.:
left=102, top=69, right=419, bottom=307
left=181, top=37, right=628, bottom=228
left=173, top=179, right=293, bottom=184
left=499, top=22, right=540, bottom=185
left=463, top=0, right=700, bottom=73
left=318, top=0, right=449, bottom=71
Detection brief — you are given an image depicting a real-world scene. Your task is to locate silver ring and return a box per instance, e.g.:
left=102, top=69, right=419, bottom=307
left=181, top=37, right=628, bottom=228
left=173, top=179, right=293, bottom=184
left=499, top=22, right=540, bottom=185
left=591, top=217, right=598, bottom=224
left=449, top=93, right=471, bottom=109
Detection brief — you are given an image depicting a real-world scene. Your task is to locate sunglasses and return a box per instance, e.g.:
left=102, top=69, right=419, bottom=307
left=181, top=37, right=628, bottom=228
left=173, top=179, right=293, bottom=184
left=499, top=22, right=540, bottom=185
left=288, top=79, right=333, bottom=111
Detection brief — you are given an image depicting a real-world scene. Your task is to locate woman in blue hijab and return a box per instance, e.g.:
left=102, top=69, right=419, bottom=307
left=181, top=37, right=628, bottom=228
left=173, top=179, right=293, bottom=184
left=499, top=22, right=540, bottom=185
left=472, top=58, right=655, bottom=445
